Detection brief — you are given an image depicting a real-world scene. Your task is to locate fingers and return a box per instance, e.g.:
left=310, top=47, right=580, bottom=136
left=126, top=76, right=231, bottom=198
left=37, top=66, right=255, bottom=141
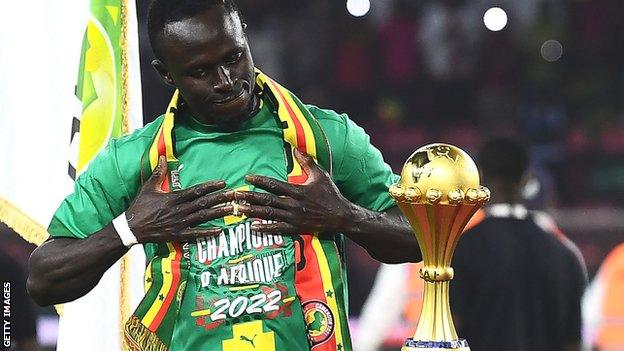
left=293, top=147, right=317, bottom=171
left=178, top=227, right=222, bottom=239
left=293, top=148, right=325, bottom=183
left=174, top=190, right=235, bottom=215
left=234, top=191, right=292, bottom=209
left=183, top=204, right=234, bottom=227
left=250, top=220, right=298, bottom=234
left=245, top=175, right=302, bottom=197
left=146, top=155, right=168, bottom=191
left=238, top=204, right=291, bottom=222
left=173, top=180, right=228, bottom=203
left=183, top=190, right=236, bottom=213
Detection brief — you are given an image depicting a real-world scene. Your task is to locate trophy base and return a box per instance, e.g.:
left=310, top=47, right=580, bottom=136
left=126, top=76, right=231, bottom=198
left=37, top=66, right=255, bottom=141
left=401, top=338, right=470, bottom=351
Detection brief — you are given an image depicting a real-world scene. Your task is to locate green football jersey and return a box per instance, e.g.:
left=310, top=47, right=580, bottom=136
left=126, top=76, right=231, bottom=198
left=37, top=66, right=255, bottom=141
left=48, top=101, right=398, bottom=351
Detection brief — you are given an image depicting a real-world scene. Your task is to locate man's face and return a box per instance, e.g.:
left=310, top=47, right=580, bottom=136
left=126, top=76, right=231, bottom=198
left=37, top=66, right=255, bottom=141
left=154, top=7, right=256, bottom=127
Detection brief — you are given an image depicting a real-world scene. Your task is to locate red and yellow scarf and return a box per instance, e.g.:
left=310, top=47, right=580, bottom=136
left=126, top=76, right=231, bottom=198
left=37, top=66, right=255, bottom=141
left=124, top=70, right=352, bottom=351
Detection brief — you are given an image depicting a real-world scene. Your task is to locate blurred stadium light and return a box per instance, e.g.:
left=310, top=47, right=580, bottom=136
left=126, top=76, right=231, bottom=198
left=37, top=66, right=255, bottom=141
left=347, top=0, right=370, bottom=17
left=483, top=7, right=508, bottom=31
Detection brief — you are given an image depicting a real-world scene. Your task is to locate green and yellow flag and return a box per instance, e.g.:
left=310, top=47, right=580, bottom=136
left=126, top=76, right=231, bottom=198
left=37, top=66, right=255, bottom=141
left=0, top=0, right=145, bottom=350
left=71, top=0, right=129, bottom=177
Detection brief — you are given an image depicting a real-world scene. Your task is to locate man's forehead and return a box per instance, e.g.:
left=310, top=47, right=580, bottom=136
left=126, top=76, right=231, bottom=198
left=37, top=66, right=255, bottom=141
left=162, top=9, right=244, bottom=47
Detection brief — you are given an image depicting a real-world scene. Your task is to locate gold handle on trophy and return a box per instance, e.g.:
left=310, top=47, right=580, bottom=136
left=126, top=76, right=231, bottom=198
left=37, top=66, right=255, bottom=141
left=389, top=143, right=489, bottom=351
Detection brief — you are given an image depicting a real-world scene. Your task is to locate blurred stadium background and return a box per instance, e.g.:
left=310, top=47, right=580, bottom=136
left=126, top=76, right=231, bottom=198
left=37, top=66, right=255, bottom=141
left=2, top=0, right=623, bottom=349
left=139, top=0, right=624, bottom=316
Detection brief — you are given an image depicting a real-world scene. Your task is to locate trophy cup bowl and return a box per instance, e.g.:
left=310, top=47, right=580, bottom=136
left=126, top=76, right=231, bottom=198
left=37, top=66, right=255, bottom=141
left=389, top=143, right=489, bottom=351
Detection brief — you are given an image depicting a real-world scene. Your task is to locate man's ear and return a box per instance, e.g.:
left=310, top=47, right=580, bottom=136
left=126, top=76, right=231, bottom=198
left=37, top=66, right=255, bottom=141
left=152, top=59, right=175, bottom=86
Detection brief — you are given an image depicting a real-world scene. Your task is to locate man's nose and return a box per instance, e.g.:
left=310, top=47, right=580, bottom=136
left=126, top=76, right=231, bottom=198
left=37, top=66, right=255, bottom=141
left=212, top=66, right=233, bottom=92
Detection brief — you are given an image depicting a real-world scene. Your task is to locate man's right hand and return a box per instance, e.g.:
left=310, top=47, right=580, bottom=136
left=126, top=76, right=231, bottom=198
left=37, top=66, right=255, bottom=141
left=125, top=155, right=235, bottom=243
left=28, top=155, right=236, bottom=306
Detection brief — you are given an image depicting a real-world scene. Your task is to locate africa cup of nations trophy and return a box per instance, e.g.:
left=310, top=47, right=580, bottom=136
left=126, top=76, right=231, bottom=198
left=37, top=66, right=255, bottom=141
left=389, top=143, right=490, bottom=351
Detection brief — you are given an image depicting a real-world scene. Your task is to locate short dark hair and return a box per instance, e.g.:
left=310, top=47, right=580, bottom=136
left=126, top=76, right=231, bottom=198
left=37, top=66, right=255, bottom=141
left=478, top=137, right=529, bottom=185
left=147, top=0, right=240, bottom=58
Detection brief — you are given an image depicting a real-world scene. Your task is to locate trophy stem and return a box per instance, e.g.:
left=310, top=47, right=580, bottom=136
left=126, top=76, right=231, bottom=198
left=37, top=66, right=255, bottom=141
left=414, top=280, right=457, bottom=342
left=402, top=279, right=470, bottom=351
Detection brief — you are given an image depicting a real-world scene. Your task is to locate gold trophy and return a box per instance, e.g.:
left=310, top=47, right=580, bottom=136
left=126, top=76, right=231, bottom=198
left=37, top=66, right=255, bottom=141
left=389, top=144, right=489, bottom=351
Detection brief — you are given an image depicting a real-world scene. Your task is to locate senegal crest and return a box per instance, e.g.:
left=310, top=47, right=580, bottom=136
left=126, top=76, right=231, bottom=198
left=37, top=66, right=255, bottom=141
left=303, top=300, right=335, bottom=347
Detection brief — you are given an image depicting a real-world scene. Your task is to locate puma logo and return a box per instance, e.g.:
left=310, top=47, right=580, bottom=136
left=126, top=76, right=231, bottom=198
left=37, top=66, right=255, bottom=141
left=240, top=334, right=257, bottom=347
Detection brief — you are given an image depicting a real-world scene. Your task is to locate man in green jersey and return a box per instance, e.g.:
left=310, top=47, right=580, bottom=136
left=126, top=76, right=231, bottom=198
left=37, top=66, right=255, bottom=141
left=27, top=1, right=420, bottom=350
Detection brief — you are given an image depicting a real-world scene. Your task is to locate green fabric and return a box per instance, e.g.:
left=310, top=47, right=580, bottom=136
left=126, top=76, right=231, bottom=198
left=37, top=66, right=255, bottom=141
left=48, top=100, right=398, bottom=351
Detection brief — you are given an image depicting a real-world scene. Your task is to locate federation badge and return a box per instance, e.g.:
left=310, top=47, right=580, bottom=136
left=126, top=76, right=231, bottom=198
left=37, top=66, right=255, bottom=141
left=302, top=300, right=334, bottom=347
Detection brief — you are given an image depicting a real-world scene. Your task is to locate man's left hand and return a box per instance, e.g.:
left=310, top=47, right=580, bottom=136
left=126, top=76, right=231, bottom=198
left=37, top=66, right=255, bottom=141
left=237, top=148, right=353, bottom=234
